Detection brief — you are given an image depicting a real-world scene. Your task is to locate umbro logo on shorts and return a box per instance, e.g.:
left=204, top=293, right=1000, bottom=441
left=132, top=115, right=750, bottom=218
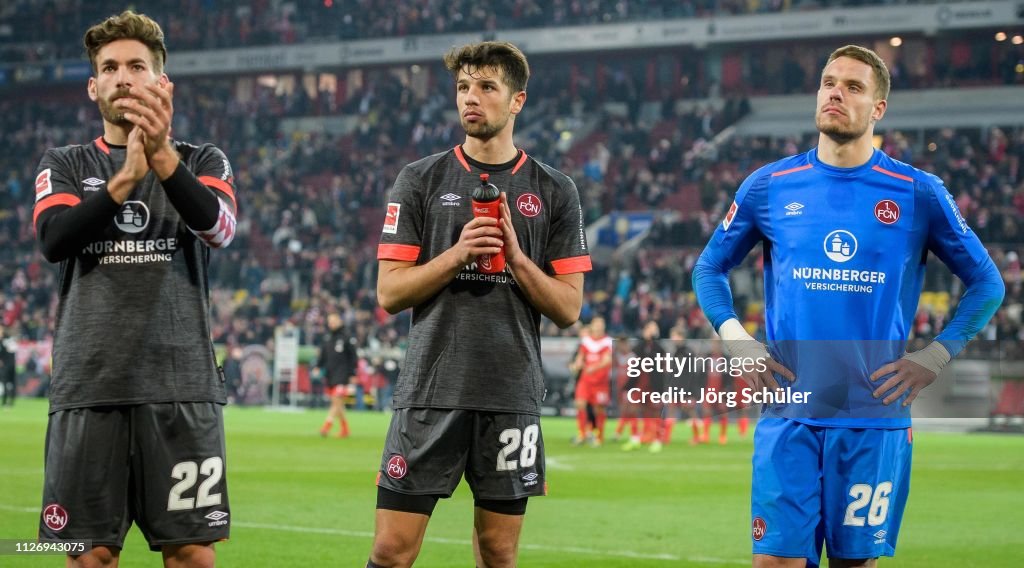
left=205, top=510, right=229, bottom=527
left=521, top=472, right=539, bottom=487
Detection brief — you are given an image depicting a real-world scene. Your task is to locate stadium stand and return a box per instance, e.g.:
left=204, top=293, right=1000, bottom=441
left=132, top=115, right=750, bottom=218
left=1, top=1, right=1021, bottom=420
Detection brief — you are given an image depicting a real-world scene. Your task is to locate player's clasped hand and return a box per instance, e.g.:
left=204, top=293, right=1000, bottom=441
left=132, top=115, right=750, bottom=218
left=122, top=125, right=150, bottom=182
left=454, top=216, right=504, bottom=266
left=115, top=81, right=175, bottom=157
left=869, top=358, right=937, bottom=406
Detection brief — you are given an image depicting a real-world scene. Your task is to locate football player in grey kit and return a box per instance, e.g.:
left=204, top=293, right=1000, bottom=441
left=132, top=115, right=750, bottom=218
left=33, top=11, right=235, bottom=568
left=370, top=42, right=591, bottom=568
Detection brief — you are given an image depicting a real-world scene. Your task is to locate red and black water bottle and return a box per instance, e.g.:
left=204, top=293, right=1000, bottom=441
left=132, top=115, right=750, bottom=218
left=471, top=173, right=505, bottom=273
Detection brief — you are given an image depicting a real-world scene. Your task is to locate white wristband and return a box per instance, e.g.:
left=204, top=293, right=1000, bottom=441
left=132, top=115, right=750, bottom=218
left=902, top=341, right=951, bottom=376
left=717, top=318, right=770, bottom=363
left=719, top=318, right=754, bottom=342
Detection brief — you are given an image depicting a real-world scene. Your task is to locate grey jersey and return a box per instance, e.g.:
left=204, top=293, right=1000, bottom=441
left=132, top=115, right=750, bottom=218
left=34, top=137, right=237, bottom=412
left=377, top=146, right=591, bottom=415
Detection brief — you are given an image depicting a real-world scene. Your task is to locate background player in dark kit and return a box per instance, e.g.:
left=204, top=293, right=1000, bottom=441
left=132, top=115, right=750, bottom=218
left=314, top=312, right=358, bottom=437
left=33, top=10, right=237, bottom=567
left=371, top=41, right=591, bottom=567
left=0, top=325, right=16, bottom=407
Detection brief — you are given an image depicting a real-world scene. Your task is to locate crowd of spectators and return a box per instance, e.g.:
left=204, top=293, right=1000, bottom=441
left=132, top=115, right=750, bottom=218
left=0, top=0, right=935, bottom=61
left=4, top=2, right=1022, bottom=106
left=0, top=47, right=1021, bottom=405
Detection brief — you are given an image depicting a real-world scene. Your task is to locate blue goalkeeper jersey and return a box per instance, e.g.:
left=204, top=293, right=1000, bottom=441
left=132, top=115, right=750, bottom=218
left=693, top=148, right=1004, bottom=427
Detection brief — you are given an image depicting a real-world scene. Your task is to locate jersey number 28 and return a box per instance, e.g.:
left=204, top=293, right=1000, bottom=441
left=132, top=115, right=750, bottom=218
left=496, top=425, right=539, bottom=471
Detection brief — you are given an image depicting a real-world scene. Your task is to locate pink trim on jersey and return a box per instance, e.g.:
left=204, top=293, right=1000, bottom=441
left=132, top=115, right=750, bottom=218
left=551, top=255, right=592, bottom=274
left=453, top=146, right=471, bottom=172
left=453, top=146, right=527, bottom=175
left=94, top=137, right=111, bottom=155
left=377, top=243, right=421, bottom=262
left=33, top=193, right=82, bottom=225
left=771, top=164, right=813, bottom=177
left=189, top=197, right=236, bottom=248
left=198, top=176, right=237, bottom=209
left=510, top=151, right=529, bottom=175
left=872, top=165, right=914, bottom=183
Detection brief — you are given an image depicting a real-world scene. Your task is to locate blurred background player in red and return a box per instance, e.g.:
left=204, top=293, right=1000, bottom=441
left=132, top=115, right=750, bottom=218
left=314, top=312, right=358, bottom=438
left=624, top=320, right=667, bottom=452
left=700, top=338, right=731, bottom=445
left=611, top=334, right=638, bottom=442
left=572, top=316, right=613, bottom=446
left=731, top=355, right=755, bottom=440
left=566, top=321, right=587, bottom=436
left=662, top=326, right=703, bottom=446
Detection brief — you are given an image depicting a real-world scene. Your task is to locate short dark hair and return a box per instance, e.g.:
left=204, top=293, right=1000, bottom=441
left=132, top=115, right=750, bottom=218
left=84, top=10, right=167, bottom=74
left=824, top=44, right=890, bottom=101
left=443, top=41, right=529, bottom=93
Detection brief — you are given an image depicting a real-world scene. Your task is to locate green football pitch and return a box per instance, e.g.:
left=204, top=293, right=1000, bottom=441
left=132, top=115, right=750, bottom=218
left=2, top=398, right=1022, bottom=567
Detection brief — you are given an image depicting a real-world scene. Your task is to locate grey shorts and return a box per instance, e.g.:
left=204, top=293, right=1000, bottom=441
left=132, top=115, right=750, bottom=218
left=40, top=402, right=230, bottom=551
left=376, top=407, right=546, bottom=500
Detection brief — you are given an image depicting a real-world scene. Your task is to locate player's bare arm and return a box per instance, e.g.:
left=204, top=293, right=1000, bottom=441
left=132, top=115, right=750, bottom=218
left=584, top=351, right=613, bottom=375
left=117, top=81, right=179, bottom=179
left=377, top=216, right=503, bottom=313
left=568, top=351, right=583, bottom=374
left=498, top=192, right=583, bottom=328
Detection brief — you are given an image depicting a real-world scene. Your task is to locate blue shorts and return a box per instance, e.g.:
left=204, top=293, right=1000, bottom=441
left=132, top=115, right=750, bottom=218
left=751, top=418, right=912, bottom=566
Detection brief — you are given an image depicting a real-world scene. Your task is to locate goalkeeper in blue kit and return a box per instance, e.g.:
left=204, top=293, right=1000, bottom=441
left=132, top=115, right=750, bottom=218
left=693, top=45, right=1004, bottom=567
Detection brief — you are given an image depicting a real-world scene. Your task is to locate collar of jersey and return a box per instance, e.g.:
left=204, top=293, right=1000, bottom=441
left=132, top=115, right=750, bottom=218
left=456, top=145, right=524, bottom=173
left=808, top=147, right=883, bottom=178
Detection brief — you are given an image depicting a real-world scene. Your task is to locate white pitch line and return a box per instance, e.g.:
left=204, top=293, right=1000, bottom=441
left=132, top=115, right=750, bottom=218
left=543, top=456, right=575, bottom=470
left=0, top=503, right=39, bottom=513
left=236, top=521, right=374, bottom=539
left=237, top=521, right=747, bottom=564
left=0, top=468, right=44, bottom=476
left=1, top=504, right=748, bottom=565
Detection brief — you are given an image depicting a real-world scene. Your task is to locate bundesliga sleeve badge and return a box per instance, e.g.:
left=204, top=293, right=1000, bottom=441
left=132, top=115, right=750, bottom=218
left=382, top=203, right=400, bottom=234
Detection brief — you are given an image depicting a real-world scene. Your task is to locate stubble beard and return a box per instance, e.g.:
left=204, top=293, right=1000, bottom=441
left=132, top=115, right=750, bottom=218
left=816, top=112, right=867, bottom=145
left=97, top=89, right=132, bottom=126
left=461, top=115, right=508, bottom=141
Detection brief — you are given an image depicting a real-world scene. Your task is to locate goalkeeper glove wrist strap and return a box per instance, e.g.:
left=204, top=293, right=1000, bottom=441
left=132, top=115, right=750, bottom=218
left=902, top=341, right=951, bottom=376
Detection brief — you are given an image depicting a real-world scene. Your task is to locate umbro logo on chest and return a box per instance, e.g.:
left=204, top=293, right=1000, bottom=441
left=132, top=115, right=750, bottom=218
left=82, top=177, right=106, bottom=192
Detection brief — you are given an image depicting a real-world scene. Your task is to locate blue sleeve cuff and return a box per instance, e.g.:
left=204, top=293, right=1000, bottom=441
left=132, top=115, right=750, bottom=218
left=934, top=263, right=1004, bottom=358
left=693, top=261, right=737, bottom=332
